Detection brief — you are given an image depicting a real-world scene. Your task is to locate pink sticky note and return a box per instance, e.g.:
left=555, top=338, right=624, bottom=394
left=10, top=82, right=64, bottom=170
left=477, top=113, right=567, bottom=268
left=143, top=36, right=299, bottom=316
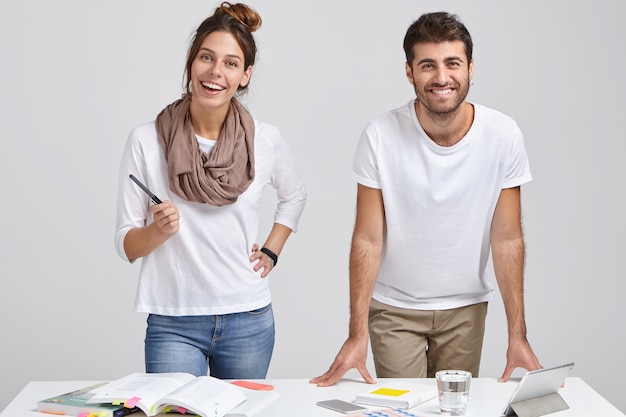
left=177, top=407, right=188, bottom=414
left=125, top=396, right=141, bottom=408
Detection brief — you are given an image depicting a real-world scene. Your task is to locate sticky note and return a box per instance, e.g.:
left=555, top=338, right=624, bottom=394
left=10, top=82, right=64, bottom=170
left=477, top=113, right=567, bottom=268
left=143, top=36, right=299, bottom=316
left=371, top=388, right=410, bottom=397
left=125, top=396, right=141, bottom=408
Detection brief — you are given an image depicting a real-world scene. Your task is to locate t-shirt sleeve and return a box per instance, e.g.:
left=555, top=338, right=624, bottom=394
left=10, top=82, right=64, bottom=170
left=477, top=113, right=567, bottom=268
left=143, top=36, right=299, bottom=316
left=269, top=129, right=307, bottom=233
left=503, top=123, right=532, bottom=189
left=351, top=123, right=382, bottom=189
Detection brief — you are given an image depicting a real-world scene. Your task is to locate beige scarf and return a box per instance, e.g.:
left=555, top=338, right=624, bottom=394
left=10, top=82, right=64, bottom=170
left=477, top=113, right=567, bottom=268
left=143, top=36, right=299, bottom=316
left=155, top=95, right=255, bottom=206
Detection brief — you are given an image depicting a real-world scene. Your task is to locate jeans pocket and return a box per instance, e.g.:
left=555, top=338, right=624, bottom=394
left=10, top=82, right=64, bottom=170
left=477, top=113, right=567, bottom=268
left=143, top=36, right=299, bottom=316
left=247, top=303, right=272, bottom=316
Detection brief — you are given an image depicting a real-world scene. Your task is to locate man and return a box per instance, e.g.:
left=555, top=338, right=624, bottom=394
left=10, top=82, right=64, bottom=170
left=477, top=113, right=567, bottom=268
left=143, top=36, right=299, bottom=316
left=311, top=11, right=541, bottom=386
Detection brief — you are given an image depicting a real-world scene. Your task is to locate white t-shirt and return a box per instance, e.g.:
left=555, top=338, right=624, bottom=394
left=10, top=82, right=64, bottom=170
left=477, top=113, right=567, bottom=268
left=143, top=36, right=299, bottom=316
left=115, top=119, right=306, bottom=316
left=352, top=100, right=532, bottom=310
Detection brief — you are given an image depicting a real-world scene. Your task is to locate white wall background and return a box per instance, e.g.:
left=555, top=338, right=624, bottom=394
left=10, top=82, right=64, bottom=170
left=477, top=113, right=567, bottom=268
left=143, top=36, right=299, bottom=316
left=1, top=0, right=625, bottom=413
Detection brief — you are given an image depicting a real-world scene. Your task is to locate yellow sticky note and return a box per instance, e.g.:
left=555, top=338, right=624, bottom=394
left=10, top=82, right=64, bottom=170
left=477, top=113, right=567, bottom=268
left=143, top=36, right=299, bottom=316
left=371, top=388, right=410, bottom=397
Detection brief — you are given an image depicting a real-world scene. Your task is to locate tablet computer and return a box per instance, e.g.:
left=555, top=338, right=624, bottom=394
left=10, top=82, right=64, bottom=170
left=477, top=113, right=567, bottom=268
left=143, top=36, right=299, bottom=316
left=502, top=362, right=575, bottom=416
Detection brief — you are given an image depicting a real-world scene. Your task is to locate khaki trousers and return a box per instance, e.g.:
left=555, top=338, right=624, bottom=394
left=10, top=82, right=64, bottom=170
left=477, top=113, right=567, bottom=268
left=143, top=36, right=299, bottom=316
left=369, top=298, right=488, bottom=378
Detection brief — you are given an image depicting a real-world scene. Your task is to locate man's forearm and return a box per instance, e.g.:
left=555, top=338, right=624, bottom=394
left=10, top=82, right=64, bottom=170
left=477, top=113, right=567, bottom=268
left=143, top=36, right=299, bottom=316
left=493, top=235, right=528, bottom=339
left=347, top=237, right=382, bottom=339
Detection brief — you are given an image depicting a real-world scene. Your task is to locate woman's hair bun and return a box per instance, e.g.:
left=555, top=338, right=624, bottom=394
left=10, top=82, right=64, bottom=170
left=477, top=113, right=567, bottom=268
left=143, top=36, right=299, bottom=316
left=218, top=2, right=262, bottom=33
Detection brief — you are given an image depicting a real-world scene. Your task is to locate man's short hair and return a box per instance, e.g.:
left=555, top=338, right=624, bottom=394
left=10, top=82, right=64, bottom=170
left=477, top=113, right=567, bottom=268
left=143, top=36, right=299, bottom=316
left=403, top=12, right=473, bottom=65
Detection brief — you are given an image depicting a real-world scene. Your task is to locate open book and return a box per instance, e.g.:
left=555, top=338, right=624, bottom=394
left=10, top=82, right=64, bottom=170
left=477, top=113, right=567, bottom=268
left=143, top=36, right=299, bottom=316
left=86, top=372, right=246, bottom=417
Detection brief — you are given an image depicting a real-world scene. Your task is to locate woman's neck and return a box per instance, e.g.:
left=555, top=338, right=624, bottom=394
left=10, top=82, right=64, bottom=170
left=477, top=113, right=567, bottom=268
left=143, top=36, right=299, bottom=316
left=189, top=99, right=230, bottom=140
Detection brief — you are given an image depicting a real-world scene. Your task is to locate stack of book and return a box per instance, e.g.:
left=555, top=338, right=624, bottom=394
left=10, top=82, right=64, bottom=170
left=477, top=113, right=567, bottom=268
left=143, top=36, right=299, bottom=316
left=37, top=382, right=139, bottom=417
left=354, top=381, right=438, bottom=409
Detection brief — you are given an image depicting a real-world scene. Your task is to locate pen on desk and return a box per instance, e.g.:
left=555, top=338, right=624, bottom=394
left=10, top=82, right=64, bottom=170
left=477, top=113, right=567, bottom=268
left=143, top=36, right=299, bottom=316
left=129, top=174, right=163, bottom=204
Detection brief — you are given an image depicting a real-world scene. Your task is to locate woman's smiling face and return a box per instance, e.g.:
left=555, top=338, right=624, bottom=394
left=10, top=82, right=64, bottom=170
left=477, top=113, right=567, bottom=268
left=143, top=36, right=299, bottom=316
left=190, top=31, right=251, bottom=111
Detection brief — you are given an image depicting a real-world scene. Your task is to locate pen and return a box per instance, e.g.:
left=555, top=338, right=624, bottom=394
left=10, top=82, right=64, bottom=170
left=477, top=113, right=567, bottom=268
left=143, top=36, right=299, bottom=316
left=129, top=174, right=163, bottom=204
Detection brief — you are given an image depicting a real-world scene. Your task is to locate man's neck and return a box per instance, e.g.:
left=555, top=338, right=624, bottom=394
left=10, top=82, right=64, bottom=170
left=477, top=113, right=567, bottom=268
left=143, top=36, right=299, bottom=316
left=415, top=101, right=475, bottom=147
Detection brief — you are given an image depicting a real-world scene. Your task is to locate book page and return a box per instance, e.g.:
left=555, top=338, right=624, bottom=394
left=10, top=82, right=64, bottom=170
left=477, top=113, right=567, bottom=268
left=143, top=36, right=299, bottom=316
left=156, top=376, right=246, bottom=417
left=87, top=372, right=196, bottom=415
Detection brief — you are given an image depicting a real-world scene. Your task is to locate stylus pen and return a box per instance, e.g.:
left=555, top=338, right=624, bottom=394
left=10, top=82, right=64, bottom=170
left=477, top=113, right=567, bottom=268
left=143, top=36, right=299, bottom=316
left=129, top=174, right=163, bottom=204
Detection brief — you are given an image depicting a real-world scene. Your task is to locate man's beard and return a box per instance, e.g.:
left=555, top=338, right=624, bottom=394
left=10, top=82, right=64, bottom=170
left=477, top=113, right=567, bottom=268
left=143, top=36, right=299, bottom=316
left=413, top=77, right=470, bottom=121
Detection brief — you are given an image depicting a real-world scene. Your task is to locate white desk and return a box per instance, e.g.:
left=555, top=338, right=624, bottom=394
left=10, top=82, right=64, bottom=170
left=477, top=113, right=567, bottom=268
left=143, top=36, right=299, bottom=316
left=1, top=378, right=623, bottom=417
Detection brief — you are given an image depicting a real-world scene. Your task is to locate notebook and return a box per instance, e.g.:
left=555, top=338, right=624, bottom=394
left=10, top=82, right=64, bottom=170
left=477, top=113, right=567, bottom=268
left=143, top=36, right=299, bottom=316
left=502, top=362, right=575, bottom=416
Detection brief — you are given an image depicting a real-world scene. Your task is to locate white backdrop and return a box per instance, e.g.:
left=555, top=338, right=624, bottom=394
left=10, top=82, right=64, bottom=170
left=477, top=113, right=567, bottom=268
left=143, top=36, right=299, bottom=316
left=1, top=0, right=625, bottom=413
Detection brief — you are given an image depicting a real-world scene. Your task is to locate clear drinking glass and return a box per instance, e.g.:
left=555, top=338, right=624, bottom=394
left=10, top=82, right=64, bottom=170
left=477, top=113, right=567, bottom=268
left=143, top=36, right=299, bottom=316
left=435, top=370, right=472, bottom=416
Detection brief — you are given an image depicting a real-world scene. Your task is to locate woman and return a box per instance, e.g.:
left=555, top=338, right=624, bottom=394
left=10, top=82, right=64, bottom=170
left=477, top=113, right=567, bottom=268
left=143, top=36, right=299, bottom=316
left=114, top=2, right=306, bottom=379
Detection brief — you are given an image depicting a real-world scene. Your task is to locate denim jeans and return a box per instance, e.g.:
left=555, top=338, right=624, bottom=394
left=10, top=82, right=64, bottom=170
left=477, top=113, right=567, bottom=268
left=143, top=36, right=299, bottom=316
left=145, top=304, right=275, bottom=379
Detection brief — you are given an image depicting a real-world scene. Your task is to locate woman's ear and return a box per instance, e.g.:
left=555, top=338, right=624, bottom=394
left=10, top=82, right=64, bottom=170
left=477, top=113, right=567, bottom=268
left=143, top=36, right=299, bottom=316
left=240, top=65, right=252, bottom=88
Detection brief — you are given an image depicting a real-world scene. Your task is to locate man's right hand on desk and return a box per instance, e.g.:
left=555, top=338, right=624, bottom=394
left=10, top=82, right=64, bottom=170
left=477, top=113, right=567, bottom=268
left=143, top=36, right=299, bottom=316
left=310, top=337, right=376, bottom=387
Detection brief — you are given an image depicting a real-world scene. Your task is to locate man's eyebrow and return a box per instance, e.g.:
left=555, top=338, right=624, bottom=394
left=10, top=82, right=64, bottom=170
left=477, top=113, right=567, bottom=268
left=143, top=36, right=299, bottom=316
left=416, top=56, right=464, bottom=66
left=444, top=55, right=464, bottom=63
left=416, top=57, right=435, bottom=66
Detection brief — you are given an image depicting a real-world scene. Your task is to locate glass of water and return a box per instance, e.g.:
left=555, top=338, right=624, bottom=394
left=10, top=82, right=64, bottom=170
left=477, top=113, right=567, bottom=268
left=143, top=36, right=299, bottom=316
left=435, top=370, right=472, bottom=415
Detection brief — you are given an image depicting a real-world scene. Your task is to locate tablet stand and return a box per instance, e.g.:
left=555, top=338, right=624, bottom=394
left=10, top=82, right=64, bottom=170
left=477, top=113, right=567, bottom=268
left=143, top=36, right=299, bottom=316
left=510, top=392, right=569, bottom=417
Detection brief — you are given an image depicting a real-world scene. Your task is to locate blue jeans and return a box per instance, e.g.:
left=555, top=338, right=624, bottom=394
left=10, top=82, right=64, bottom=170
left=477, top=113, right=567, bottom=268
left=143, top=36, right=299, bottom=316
left=145, top=304, right=275, bottom=379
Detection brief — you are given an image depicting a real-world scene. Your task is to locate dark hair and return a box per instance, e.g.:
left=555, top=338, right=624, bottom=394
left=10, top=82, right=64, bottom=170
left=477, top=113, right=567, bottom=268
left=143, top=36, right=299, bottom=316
left=403, top=12, right=473, bottom=65
left=184, top=2, right=262, bottom=95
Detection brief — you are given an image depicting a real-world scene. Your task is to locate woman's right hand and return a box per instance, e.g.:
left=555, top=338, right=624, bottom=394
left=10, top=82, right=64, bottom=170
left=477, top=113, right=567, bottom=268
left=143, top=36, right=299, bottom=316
left=124, top=200, right=180, bottom=261
left=150, top=200, right=180, bottom=235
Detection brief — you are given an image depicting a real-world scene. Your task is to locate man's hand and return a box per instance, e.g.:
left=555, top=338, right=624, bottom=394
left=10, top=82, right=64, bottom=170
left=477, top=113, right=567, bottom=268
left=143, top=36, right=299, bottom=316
left=310, top=337, right=376, bottom=387
left=499, top=337, right=542, bottom=382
